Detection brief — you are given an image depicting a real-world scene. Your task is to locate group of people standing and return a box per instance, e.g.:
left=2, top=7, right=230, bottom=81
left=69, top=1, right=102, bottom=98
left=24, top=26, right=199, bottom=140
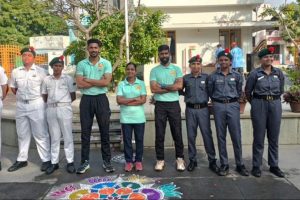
left=0, top=38, right=285, bottom=179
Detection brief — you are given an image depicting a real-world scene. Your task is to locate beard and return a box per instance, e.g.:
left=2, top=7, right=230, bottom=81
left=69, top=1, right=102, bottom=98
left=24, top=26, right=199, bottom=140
left=160, top=57, right=170, bottom=65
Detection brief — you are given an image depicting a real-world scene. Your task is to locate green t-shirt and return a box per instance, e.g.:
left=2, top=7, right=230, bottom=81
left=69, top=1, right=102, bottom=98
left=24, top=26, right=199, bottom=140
left=150, top=63, right=183, bottom=102
left=76, top=57, right=112, bottom=95
left=117, top=78, right=146, bottom=124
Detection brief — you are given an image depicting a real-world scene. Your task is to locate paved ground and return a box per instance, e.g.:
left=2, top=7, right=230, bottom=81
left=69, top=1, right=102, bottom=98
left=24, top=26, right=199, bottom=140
left=1, top=93, right=300, bottom=199
left=1, top=145, right=300, bottom=199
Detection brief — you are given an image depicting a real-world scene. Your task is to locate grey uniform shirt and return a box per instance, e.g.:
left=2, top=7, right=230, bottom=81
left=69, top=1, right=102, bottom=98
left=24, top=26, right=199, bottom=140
left=42, top=74, right=76, bottom=104
left=182, top=73, right=209, bottom=104
left=207, top=68, right=243, bottom=100
left=9, top=64, right=48, bottom=101
left=245, top=66, right=284, bottom=99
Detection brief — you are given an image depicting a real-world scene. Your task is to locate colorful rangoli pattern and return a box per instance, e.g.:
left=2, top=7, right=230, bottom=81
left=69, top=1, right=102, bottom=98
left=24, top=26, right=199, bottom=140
left=45, top=174, right=182, bottom=200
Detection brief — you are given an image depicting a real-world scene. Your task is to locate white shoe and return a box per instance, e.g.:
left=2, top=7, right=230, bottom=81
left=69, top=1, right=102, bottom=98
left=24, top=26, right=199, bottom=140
left=155, top=160, right=165, bottom=171
left=176, top=158, right=185, bottom=171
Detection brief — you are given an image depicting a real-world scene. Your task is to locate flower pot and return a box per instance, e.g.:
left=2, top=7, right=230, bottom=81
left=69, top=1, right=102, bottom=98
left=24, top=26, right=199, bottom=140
left=239, top=102, right=247, bottom=114
left=290, top=102, right=300, bottom=113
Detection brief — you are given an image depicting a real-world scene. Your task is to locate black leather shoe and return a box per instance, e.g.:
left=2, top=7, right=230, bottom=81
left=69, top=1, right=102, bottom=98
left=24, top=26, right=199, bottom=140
left=236, top=165, right=249, bottom=176
left=270, top=167, right=285, bottom=178
left=209, top=161, right=219, bottom=173
left=218, top=165, right=229, bottom=176
left=46, top=164, right=59, bottom=175
left=41, top=161, right=51, bottom=171
left=66, top=163, right=76, bottom=174
left=187, top=161, right=197, bottom=171
left=7, top=161, right=28, bottom=172
left=251, top=167, right=261, bottom=177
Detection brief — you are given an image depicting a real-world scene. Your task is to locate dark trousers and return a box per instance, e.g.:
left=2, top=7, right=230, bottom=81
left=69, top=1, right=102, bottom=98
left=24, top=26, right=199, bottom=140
left=213, top=102, right=243, bottom=166
left=251, top=98, right=282, bottom=168
left=80, top=94, right=111, bottom=163
left=154, top=101, right=184, bottom=160
left=122, top=123, right=145, bottom=163
left=185, top=107, right=216, bottom=163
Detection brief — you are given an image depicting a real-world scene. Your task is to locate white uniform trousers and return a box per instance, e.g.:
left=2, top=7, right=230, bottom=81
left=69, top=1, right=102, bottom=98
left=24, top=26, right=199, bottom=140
left=46, top=105, right=74, bottom=164
left=0, top=99, right=2, bottom=159
left=16, top=98, right=51, bottom=162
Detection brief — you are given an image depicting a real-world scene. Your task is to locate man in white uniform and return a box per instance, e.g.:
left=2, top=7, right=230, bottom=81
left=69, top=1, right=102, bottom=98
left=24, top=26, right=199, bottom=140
left=8, top=47, right=51, bottom=172
left=42, top=56, right=76, bottom=174
left=0, top=65, right=8, bottom=171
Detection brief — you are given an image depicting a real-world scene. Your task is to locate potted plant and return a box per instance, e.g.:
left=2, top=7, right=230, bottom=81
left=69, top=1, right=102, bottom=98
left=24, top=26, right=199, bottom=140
left=239, top=91, right=248, bottom=114
left=283, top=68, right=300, bottom=112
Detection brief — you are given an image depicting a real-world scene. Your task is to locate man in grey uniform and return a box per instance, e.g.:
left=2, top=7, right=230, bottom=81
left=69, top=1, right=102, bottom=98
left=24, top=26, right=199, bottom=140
left=8, top=47, right=51, bottom=172
left=207, top=48, right=249, bottom=176
left=181, top=55, right=219, bottom=173
left=245, top=47, right=285, bottom=178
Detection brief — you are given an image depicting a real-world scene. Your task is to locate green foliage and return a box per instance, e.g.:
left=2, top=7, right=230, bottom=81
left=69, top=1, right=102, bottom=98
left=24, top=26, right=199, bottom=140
left=64, top=7, right=167, bottom=84
left=63, top=40, right=86, bottom=65
left=0, top=0, right=68, bottom=45
left=260, top=2, right=300, bottom=43
left=283, top=68, right=300, bottom=103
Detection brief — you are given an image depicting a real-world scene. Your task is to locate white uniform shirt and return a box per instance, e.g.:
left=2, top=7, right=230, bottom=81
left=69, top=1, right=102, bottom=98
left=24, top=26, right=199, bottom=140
left=42, top=74, right=76, bottom=104
left=10, top=64, right=48, bottom=101
left=0, top=66, right=8, bottom=99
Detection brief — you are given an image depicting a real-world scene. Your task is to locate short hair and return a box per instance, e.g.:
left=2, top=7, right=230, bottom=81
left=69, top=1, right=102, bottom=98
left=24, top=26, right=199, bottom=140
left=126, top=62, right=137, bottom=70
left=87, top=38, right=102, bottom=47
left=158, top=45, right=169, bottom=52
left=217, top=44, right=222, bottom=47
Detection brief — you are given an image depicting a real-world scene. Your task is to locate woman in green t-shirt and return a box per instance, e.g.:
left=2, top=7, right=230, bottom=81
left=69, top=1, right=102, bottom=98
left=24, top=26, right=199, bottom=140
left=116, top=63, right=147, bottom=172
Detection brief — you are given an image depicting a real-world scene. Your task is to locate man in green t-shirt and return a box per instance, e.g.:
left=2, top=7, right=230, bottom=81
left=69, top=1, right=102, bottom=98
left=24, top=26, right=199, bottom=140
left=150, top=44, right=185, bottom=172
left=75, top=39, right=115, bottom=174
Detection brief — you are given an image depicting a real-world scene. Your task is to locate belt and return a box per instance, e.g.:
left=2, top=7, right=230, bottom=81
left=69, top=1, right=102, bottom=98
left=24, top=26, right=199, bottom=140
left=47, top=102, right=71, bottom=107
left=212, top=98, right=238, bottom=104
left=186, top=103, right=208, bottom=109
left=253, top=94, right=280, bottom=101
left=17, top=98, right=41, bottom=104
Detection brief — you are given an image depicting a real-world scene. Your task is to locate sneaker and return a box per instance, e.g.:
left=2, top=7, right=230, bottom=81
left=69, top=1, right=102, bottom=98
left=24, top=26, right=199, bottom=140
left=66, top=163, right=76, bottom=174
left=154, top=160, right=165, bottom=171
left=135, top=162, right=143, bottom=171
left=76, top=160, right=90, bottom=174
left=103, top=160, right=115, bottom=173
left=124, top=162, right=133, bottom=172
left=176, top=158, right=185, bottom=171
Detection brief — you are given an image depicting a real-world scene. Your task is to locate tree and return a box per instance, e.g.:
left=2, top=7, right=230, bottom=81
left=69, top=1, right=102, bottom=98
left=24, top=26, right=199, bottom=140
left=261, top=0, right=300, bottom=67
left=0, top=0, right=68, bottom=45
left=46, top=0, right=123, bottom=40
left=64, top=6, right=167, bottom=82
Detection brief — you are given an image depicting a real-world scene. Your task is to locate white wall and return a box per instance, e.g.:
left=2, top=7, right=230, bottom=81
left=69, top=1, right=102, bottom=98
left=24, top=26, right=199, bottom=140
left=175, top=29, right=219, bottom=67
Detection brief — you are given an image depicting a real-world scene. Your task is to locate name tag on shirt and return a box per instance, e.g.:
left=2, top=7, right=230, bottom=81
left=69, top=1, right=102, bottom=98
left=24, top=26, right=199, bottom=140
left=201, top=81, right=205, bottom=84
left=258, top=76, right=264, bottom=80
left=230, top=78, right=235, bottom=81
left=273, top=75, right=278, bottom=79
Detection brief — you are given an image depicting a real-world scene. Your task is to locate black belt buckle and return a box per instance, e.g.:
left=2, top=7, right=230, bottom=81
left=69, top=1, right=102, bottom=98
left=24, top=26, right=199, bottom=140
left=222, top=99, right=230, bottom=103
left=24, top=100, right=29, bottom=104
